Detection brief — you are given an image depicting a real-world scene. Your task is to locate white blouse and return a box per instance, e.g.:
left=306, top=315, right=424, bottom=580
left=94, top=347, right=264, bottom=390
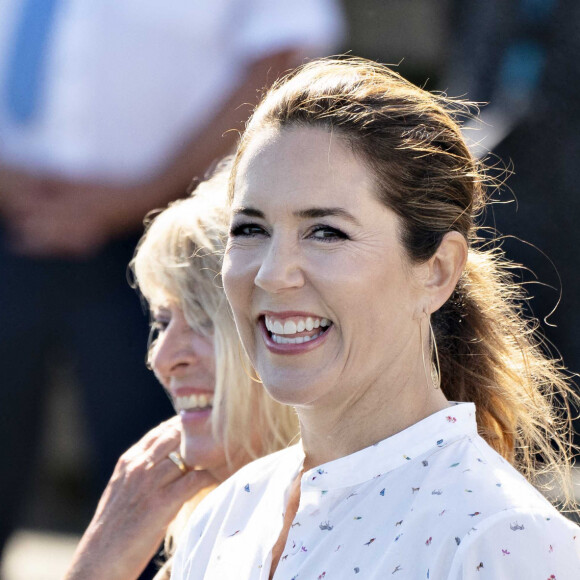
left=172, top=403, right=580, bottom=579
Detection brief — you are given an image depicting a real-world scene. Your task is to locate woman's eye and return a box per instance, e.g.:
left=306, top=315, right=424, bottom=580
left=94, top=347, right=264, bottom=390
left=229, top=223, right=267, bottom=237
left=309, top=225, right=348, bottom=241
left=151, top=319, right=169, bottom=334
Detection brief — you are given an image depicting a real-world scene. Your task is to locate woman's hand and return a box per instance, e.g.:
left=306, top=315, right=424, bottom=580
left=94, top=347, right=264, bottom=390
left=64, top=416, right=218, bottom=580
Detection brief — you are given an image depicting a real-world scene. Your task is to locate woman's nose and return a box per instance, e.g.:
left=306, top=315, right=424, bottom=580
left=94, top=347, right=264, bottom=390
left=254, top=236, right=305, bottom=293
left=151, top=324, right=199, bottom=377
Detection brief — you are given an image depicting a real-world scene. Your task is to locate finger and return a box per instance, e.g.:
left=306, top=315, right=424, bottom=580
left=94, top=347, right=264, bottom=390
left=164, top=452, right=189, bottom=478
left=166, top=468, right=219, bottom=502
left=140, top=430, right=183, bottom=472
left=122, top=417, right=180, bottom=463
left=130, top=416, right=181, bottom=454
left=136, top=453, right=188, bottom=490
left=145, top=426, right=182, bottom=459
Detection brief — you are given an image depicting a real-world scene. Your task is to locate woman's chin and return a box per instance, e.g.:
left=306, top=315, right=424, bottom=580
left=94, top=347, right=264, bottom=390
left=260, top=372, right=330, bottom=407
left=180, top=436, right=227, bottom=474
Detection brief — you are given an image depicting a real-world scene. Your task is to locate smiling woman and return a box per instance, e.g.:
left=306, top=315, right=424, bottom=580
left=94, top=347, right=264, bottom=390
left=63, top=160, right=298, bottom=580
left=224, top=125, right=442, bottom=418
left=170, top=58, right=580, bottom=579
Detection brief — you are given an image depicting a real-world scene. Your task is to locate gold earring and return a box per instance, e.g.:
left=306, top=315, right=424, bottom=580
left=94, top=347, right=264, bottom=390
left=419, top=314, right=441, bottom=390
left=429, top=319, right=441, bottom=390
left=419, top=315, right=430, bottom=389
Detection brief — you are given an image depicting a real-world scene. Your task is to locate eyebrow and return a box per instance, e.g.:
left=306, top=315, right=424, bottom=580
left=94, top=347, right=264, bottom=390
left=294, top=207, right=361, bottom=226
left=232, top=206, right=265, bottom=218
left=232, top=205, right=361, bottom=226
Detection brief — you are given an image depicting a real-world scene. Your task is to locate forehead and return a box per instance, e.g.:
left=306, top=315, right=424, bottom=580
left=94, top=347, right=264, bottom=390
left=233, top=126, right=378, bottom=212
left=148, top=291, right=179, bottom=313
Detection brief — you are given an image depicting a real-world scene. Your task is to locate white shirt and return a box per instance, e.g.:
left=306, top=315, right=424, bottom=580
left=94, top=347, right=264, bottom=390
left=0, top=0, right=344, bottom=182
left=172, top=403, right=580, bottom=579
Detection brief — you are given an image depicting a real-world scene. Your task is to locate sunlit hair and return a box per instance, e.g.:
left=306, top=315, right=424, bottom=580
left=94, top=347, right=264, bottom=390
left=229, top=57, right=579, bottom=509
left=133, top=158, right=297, bottom=463
left=130, top=158, right=298, bottom=573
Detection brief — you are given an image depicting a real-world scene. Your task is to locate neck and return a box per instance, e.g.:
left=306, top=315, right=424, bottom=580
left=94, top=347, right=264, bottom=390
left=297, top=362, right=449, bottom=472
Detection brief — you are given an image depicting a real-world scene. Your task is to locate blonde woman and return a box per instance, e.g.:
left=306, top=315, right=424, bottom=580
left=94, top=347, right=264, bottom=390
left=64, top=160, right=298, bottom=580
left=172, top=59, right=580, bottom=579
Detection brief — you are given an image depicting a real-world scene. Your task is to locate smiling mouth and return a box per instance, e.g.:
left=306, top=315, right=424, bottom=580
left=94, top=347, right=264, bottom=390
left=263, top=315, right=333, bottom=345
left=174, top=393, right=214, bottom=412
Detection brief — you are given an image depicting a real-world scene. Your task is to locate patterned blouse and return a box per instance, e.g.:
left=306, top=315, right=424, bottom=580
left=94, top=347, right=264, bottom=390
left=171, top=403, right=580, bottom=579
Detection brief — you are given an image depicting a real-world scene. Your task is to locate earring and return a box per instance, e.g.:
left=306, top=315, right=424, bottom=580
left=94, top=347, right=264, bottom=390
left=419, top=314, right=441, bottom=390
left=429, top=319, right=441, bottom=390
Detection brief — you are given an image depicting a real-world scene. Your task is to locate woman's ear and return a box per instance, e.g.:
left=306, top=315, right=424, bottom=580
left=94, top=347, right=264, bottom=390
left=423, top=231, right=467, bottom=314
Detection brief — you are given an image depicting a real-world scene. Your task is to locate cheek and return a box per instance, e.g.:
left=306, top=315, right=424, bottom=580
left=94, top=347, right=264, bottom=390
left=202, top=353, right=218, bottom=381
left=222, top=252, right=238, bottom=300
left=223, top=259, right=254, bottom=346
left=324, top=257, right=414, bottom=327
left=196, top=336, right=216, bottom=360
left=223, top=251, right=254, bottom=311
left=149, top=339, right=166, bottom=381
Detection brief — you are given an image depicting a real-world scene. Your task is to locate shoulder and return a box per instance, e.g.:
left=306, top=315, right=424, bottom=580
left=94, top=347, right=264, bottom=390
left=193, top=444, right=301, bottom=520
left=418, top=434, right=580, bottom=577
left=448, top=508, right=580, bottom=578
left=421, top=431, right=554, bottom=514
left=172, top=444, right=301, bottom=577
left=223, top=443, right=303, bottom=498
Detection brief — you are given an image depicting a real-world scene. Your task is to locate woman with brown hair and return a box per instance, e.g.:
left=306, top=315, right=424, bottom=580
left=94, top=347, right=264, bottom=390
left=172, top=59, right=580, bottom=578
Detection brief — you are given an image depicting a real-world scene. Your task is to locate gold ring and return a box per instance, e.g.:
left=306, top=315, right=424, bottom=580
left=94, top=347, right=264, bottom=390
left=168, top=451, right=187, bottom=475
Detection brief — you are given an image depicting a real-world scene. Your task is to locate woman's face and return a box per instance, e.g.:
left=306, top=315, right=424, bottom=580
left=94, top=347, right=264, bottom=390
left=150, top=301, right=227, bottom=475
left=223, top=126, right=426, bottom=410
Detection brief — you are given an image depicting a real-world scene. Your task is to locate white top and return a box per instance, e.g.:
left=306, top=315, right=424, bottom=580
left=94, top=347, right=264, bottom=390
left=172, top=403, right=580, bottom=579
left=0, top=0, right=344, bottom=182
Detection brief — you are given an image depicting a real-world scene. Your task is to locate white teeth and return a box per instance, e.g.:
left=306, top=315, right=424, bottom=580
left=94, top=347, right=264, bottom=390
left=265, top=315, right=333, bottom=335
left=272, top=331, right=322, bottom=344
left=175, top=393, right=214, bottom=411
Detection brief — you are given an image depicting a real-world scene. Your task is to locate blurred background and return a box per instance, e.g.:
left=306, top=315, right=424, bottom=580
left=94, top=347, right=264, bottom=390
left=1, top=1, right=579, bottom=578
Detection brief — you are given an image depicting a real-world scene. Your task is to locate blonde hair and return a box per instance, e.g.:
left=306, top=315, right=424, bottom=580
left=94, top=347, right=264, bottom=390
left=131, top=159, right=298, bottom=573
left=230, top=58, right=579, bottom=508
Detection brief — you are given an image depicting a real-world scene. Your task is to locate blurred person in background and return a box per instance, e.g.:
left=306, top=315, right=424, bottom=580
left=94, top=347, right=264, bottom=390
left=0, top=0, right=344, bottom=569
left=63, top=161, right=298, bottom=580
left=443, top=0, right=580, bottom=389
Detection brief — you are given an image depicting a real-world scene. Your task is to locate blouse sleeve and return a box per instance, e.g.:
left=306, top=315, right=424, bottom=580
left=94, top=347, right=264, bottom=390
left=448, top=508, right=580, bottom=579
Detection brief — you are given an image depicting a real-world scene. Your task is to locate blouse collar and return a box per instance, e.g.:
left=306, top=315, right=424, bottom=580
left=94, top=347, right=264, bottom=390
left=298, top=402, right=477, bottom=490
